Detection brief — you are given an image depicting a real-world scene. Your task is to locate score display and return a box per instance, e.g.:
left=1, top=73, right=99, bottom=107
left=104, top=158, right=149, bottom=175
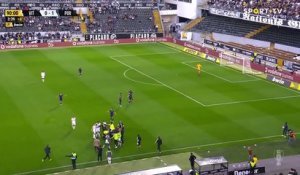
left=4, top=10, right=24, bottom=27
left=22, top=10, right=77, bottom=17
left=4, top=9, right=77, bottom=28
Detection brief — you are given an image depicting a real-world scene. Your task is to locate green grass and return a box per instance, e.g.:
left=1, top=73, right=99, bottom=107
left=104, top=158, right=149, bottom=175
left=0, top=43, right=299, bottom=175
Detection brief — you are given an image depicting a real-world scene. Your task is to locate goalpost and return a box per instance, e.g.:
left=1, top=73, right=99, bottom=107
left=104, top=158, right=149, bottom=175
left=219, top=52, right=262, bottom=75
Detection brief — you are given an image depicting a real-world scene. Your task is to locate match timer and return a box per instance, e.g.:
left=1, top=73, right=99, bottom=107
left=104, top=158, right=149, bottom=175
left=4, top=10, right=23, bottom=17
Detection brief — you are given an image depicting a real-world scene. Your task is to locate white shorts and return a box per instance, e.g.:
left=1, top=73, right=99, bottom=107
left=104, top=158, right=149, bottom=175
left=72, top=121, right=76, bottom=126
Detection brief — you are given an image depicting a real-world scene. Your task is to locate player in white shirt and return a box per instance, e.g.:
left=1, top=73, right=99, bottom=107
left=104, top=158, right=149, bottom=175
left=92, top=124, right=97, bottom=139
left=95, top=122, right=101, bottom=134
left=41, top=71, right=46, bottom=82
left=71, top=116, right=76, bottom=130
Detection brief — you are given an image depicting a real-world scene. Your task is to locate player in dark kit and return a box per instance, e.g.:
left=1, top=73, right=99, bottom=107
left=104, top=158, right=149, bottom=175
left=58, top=93, right=63, bottom=105
left=282, top=122, right=289, bottom=137
left=109, top=108, right=115, bottom=121
left=118, top=93, right=122, bottom=107
left=42, top=144, right=51, bottom=162
left=128, top=90, right=133, bottom=103
left=78, top=67, right=82, bottom=76
left=137, top=134, right=142, bottom=147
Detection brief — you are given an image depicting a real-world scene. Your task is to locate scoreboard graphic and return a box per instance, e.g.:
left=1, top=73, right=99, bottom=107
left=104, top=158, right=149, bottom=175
left=4, top=10, right=24, bottom=27
left=4, top=9, right=77, bottom=28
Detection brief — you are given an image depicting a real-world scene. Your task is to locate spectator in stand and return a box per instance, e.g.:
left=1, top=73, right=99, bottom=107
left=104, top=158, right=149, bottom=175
left=208, top=0, right=300, bottom=20
left=288, top=168, right=298, bottom=175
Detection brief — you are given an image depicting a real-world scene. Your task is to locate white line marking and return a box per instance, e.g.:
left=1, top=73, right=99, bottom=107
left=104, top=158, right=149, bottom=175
left=157, top=157, right=168, bottom=166
left=113, top=51, right=178, bottom=58
left=110, top=56, right=206, bottom=107
left=116, top=53, right=300, bottom=107
left=182, top=61, right=259, bottom=83
left=123, top=69, right=162, bottom=86
left=15, top=133, right=297, bottom=175
left=205, top=95, right=300, bottom=107
left=163, top=44, right=300, bottom=94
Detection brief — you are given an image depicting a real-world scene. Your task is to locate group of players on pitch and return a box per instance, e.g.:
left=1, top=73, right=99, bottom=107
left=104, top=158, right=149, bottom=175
left=41, top=67, right=135, bottom=164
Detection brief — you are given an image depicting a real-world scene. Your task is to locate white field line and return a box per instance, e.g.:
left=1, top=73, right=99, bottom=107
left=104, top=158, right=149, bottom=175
left=182, top=61, right=259, bottom=83
left=110, top=56, right=207, bottom=107
left=115, top=54, right=300, bottom=107
left=112, top=51, right=178, bottom=58
left=123, top=69, right=162, bottom=86
left=206, top=95, right=300, bottom=107
left=163, top=45, right=300, bottom=94
left=162, top=44, right=260, bottom=81
left=182, top=61, right=300, bottom=106
left=14, top=133, right=295, bottom=175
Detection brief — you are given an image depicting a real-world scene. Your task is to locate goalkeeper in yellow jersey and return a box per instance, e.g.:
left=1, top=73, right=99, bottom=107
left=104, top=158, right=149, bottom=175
left=196, top=63, right=202, bottom=75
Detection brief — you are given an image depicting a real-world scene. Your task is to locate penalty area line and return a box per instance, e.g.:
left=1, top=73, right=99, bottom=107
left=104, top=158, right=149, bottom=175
left=14, top=133, right=294, bottom=175
left=110, top=56, right=206, bottom=107
left=123, top=69, right=162, bottom=86
left=205, top=94, right=300, bottom=107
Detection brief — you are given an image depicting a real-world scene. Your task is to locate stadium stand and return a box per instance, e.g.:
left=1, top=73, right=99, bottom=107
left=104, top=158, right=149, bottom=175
left=1, top=16, right=81, bottom=33
left=86, top=8, right=156, bottom=34
left=213, top=41, right=296, bottom=62
left=0, top=0, right=158, bottom=43
left=253, top=26, right=300, bottom=48
left=191, top=14, right=300, bottom=48
left=192, top=14, right=264, bottom=37
left=208, top=0, right=300, bottom=20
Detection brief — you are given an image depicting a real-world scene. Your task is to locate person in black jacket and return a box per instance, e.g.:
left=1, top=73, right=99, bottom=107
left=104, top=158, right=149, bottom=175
left=97, top=147, right=103, bottom=162
left=155, top=136, right=162, bottom=153
left=189, top=153, right=196, bottom=170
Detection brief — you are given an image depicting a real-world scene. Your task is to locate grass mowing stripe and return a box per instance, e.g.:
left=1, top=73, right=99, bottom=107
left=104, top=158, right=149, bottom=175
left=14, top=133, right=295, bottom=175
left=160, top=43, right=300, bottom=94
left=113, top=53, right=300, bottom=107
left=109, top=56, right=207, bottom=107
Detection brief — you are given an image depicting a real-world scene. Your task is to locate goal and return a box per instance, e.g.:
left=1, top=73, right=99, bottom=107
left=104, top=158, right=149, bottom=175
left=220, top=53, right=261, bottom=75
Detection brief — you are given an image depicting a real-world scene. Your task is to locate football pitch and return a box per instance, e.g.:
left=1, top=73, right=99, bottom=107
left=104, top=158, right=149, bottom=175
left=0, top=43, right=299, bottom=175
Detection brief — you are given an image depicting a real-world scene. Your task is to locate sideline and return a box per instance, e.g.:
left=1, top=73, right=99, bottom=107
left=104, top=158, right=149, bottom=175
left=14, top=133, right=295, bottom=175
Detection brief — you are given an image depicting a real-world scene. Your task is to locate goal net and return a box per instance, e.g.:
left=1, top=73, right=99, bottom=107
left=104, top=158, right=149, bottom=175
left=220, top=53, right=262, bottom=75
